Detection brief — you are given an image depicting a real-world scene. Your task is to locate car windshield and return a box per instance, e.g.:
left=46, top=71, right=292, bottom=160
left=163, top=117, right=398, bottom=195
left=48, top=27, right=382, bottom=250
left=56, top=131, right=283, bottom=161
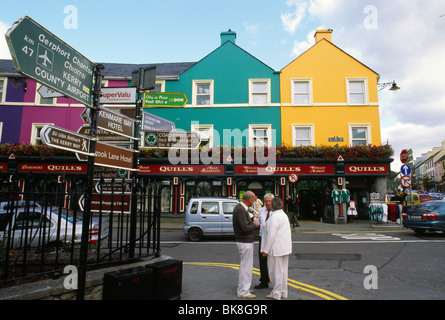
left=412, top=202, right=444, bottom=212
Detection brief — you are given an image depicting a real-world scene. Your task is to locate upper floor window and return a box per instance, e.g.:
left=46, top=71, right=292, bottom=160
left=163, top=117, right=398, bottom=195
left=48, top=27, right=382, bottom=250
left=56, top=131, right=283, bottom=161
left=249, top=79, right=270, bottom=105
left=249, top=124, right=272, bottom=147
left=31, top=123, right=53, bottom=145
left=349, top=124, right=371, bottom=146
left=0, top=78, right=5, bottom=103
left=193, top=80, right=213, bottom=106
left=36, top=85, right=55, bottom=105
left=347, top=79, right=368, bottom=105
left=292, top=79, right=312, bottom=105
left=292, top=124, right=314, bottom=146
left=191, top=124, right=213, bottom=148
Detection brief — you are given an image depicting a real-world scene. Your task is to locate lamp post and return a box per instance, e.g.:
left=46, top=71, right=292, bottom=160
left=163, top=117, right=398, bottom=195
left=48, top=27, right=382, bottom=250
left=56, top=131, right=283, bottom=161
left=378, top=80, right=400, bottom=91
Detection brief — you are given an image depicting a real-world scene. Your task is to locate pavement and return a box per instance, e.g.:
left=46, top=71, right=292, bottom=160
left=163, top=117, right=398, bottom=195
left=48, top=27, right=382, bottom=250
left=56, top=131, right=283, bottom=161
left=158, top=215, right=404, bottom=301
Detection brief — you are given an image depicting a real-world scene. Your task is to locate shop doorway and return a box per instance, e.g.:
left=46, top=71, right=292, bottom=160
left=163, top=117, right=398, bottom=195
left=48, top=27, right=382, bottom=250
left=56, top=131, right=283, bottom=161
left=293, top=179, right=333, bottom=221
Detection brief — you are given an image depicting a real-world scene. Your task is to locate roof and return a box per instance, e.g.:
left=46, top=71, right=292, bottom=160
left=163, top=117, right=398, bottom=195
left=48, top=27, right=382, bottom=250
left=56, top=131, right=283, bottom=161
left=0, top=59, right=196, bottom=79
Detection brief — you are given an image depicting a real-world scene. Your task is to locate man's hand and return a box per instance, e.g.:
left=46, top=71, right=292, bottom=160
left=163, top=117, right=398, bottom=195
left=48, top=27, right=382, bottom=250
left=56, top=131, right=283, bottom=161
left=253, top=220, right=259, bottom=227
left=261, top=251, right=268, bottom=257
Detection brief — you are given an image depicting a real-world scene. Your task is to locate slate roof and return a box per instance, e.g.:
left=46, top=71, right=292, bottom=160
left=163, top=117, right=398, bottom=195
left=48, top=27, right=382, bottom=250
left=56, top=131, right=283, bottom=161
left=0, top=59, right=196, bottom=79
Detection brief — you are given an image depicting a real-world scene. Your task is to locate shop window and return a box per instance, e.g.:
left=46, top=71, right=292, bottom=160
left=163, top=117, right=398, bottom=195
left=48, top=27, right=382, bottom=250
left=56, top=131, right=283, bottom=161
left=160, top=186, right=171, bottom=213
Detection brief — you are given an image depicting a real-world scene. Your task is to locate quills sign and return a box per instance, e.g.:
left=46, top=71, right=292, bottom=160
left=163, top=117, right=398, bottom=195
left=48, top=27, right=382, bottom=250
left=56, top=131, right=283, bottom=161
left=19, top=163, right=87, bottom=173
left=345, top=164, right=389, bottom=175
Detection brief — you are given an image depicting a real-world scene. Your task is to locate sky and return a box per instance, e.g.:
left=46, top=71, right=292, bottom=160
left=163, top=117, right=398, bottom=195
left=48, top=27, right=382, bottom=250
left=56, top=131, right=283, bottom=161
left=1, top=0, right=445, bottom=172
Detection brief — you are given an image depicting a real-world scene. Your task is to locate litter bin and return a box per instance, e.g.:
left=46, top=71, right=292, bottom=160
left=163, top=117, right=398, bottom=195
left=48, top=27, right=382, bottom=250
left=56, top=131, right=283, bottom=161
left=146, top=259, right=182, bottom=300
left=103, top=266, right=154, bottom=300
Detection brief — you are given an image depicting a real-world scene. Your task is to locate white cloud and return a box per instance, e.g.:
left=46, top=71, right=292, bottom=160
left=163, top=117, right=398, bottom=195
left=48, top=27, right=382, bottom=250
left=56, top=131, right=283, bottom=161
left=281, top=0, right=308, bottom=34
left=0, top=21, right=12, bottom=59
left=244, top=23, right=259, bottom=34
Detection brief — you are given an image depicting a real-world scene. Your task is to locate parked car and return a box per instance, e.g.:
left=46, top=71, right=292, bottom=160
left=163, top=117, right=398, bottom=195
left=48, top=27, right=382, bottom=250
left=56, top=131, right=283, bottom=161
left=0, top=202, right=108, bottom=249
left=419, top=194, right=433, bottom=202
left=183, top=197, right=256, bottom=242
left=405, top=193, right=421, bottom=206
left=402, top=200, right=445, bottom=234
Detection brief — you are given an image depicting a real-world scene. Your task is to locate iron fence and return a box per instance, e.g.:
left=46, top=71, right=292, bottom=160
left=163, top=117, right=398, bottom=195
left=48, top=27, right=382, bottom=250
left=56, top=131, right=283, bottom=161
left=0, top=171, right=162, bottom=287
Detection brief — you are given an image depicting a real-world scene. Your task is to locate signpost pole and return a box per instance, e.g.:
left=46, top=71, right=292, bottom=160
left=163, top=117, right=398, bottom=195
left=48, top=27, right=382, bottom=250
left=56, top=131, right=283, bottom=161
left=76, top=64, right=103, bottom=300
left=128, top=67, right=144, bottom=259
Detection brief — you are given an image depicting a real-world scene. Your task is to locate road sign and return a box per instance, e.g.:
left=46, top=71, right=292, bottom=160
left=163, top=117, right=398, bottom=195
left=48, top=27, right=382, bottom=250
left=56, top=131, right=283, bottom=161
left=40, top=125, right=91, bottom=156
left=143, top=92, right=187, bottom=107
left=131, top=66, right=156, bottom=91
left=144, top=131, right=200, bottom=149
left=87, top=107, right=136, bottom=139
left=100, top=87, right=137, bottom=104
left=400, top=164, right=412, bottom=176
left=78, top=193, right=131, bottom=214
left=77, top=124, right=131, bottom=144
left=77, top=141, right=136, bottom=171
left=288, top=173, right=299, bottom=183
left=5, top=16, right=95, bottom=107
left=37, top=85, right=64, bottom=98
left=400, top=149, right=409, bottom=164
left=142, top=111, right=175, bottom=132
left=400, top=175, right=413, bottom=188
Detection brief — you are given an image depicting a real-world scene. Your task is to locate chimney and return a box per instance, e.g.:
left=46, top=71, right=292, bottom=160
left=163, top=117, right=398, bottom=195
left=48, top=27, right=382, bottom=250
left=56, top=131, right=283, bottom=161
left=314, top=29, right=333, bottom=43
left=220, top=29, right=236, bottom=45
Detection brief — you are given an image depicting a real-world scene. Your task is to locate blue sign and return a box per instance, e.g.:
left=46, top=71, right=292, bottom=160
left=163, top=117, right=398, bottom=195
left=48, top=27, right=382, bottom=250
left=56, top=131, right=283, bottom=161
left=400, top=164, right=411, bottom=176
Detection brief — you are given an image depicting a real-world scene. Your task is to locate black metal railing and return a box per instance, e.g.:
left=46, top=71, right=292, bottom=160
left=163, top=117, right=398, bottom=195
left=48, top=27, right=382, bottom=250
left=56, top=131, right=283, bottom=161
left=0, top=171, right=161, bottom=287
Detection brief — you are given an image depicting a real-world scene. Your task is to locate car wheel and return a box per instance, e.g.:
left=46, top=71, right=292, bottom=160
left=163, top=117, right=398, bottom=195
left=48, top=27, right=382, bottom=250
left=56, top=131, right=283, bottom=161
left=413, top=228, right=426, bottom=235
left=188, top=228, right=203, bottom=242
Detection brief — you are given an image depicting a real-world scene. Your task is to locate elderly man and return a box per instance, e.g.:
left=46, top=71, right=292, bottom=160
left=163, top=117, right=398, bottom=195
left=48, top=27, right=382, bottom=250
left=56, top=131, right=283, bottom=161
left=254, top=193, right=274, bottom=289
left=233, top=191, right=259, bottom=299
left=261, top=197, right=292, bottom=300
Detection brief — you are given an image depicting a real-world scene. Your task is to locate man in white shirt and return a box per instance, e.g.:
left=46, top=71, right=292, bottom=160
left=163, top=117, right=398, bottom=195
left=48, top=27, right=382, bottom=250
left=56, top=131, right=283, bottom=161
left=261, top=197, right=292, bottom=300
left=255, top=193, right=274, bottom=289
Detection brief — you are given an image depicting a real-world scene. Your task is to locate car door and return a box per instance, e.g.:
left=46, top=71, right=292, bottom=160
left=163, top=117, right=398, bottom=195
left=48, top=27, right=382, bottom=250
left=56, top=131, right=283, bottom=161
left=222, top=201, right=238, bottom=234
left=199, top=201, right=222, bottom=235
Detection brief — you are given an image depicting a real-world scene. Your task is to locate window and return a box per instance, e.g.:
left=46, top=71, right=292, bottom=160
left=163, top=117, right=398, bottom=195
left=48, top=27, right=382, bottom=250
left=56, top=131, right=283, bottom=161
left=349, top=124, right=371, bottom=146
left=249, top=79, right=270, bottom=105
left=201, top=202, right=219, bottom=215
left=292, top=125, right=314, bottom=146
left=347, top=79, right=368, bottom=105
left=292, top=79, right=312, bottom=105
left=31, top=123, right=52, bottom=145
left=193, top=80, right=213, bottom=106
left=0, top=78, right=5, bottom=103
left=191, top=124, right=213, bottom=148
left=249, top=124, right=272, bottom=147
left=223, top=202, right=238, bottom=215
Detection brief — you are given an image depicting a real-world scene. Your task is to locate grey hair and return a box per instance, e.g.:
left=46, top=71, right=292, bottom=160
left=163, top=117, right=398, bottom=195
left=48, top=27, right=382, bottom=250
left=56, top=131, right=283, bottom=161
left=264, top=193, right=274, bottom=200
left=271, top=197, right=283, bottom=210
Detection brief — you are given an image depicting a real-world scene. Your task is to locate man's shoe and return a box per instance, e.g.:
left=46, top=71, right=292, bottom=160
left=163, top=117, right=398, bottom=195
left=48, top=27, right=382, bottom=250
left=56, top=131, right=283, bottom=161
left=238, top=293, right=256, bottom=299
left=254, top=283, right=269, bottom=289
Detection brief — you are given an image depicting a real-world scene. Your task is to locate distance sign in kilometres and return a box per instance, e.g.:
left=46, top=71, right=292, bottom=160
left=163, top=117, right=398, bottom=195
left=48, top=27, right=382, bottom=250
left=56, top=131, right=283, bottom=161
left=5, top=16, right=95, bottom=107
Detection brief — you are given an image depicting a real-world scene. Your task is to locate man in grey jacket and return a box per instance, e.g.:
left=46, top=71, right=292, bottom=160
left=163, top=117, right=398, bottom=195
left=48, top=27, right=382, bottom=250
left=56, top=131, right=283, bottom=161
left=233, top=191, right=259, bottom=299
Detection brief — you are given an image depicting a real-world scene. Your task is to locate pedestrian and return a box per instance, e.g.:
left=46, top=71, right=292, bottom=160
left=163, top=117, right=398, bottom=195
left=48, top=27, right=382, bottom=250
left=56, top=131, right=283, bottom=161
left=254, top=193, right=273, bottom=289
left=261, top=197, right=292, bottom=300
left=233, top=190, right=260, bottom=299
left=253, top=195, right=263, bottom=212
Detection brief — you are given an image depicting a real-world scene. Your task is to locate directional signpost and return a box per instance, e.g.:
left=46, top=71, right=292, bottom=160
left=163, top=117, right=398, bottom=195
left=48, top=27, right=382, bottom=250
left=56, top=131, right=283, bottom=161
left=143, top=92, right=187, bottom=107
left=87, top=107, right=136, bottom=140
left=40, top=125, right=91, bottom=156
left=144, top=131, right=200, bottom=149
left=5, top=16, right=95, bottom=107
left=142, top=111, right=175, bottom=132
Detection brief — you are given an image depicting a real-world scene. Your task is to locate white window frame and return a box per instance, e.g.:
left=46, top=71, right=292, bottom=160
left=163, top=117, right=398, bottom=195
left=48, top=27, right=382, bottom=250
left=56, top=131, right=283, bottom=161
left=348, top=124, right=371, bottom=146
left=31, top=123, right=53, bottom=145
left=249, top=79, right=271, bottom=106
left=192, top=80, right=214, bottom=106
left=291, top=79, right=312, bottom=105
left=0, top=77, right=6, bottom=104
left=35, top=84, right=56, bottom=106
left=291, top=124, right=315, bottom=146
left=346, top=78, right=368, bottom=105
left=249, top=124, right=272, bottom=147
left=191, top=124, right=214, bottom=148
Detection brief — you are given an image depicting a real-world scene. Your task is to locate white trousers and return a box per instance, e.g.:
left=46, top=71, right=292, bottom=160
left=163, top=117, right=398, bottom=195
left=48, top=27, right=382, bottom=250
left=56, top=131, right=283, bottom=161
left=236, top=242, right=254, bottom=296
left=267, top=255, right=289, bottom=300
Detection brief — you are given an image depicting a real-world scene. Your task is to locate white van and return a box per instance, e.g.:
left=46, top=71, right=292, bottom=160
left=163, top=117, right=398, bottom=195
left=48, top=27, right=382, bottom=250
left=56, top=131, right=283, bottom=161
left=183, top=197, right=242, bottom=241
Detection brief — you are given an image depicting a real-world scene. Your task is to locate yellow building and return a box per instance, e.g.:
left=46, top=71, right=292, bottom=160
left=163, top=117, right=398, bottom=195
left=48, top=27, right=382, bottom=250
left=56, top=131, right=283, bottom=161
left=280, top=29, right=381, bottom=147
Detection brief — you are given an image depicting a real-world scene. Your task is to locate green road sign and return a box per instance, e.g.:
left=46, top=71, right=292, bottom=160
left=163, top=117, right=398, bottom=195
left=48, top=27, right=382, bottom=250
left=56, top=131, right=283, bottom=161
left=5, top=16, right=96, bottom=107
left=143, top=92, right=187, bottom=107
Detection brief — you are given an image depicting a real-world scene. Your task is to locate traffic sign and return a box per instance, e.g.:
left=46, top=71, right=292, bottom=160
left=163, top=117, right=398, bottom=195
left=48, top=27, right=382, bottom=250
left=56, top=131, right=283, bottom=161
left=37, top=85, right=64, bottom=98
left=88, top=107, right=136, bottom=139
left=142, top=111, right=175, bottom=132
left=288, top=173, right=299, bottom=183
left=40, top=125, right=91, bottom=156
left=5, top=16, right=95, bottom=107
left=143, top=92, right=187, bottom=107
left=144, top=131, right=200, bottom=149
left=400, top=149, right=409, bottom=164
left=400, top=175, right=413, bottom=188
left=77, top=141, right=136, bottom=171
left=77, top=125, right=131, bottom=144
left=78, top=193, right=131, bottom=214
left=400, top=164, right=412, bottom=176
